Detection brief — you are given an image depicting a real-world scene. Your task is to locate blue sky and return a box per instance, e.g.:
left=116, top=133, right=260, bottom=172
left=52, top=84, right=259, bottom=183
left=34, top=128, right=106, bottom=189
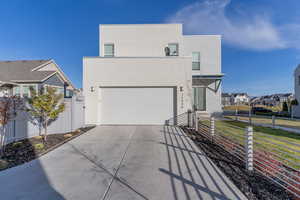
left=0, top=0, right=299, bottom=96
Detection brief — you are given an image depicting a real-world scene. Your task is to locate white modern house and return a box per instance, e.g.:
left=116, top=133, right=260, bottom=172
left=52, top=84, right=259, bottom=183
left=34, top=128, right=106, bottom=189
left=293, top=64, right=300, bottom=117
left=83, top=24, right=223, bottom=125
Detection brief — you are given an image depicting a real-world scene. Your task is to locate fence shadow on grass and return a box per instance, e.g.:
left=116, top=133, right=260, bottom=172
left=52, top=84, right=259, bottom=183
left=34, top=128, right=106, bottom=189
left=182, top=126, right=294, bottom=200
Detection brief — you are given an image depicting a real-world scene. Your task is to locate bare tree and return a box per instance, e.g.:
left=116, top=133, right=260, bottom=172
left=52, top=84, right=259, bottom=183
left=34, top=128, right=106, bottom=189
left=0, top=96, right=23, bottom=156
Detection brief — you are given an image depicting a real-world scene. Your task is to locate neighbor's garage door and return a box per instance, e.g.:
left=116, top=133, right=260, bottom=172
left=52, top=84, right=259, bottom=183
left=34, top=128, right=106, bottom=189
left=100, top=87, right=175, bottom=125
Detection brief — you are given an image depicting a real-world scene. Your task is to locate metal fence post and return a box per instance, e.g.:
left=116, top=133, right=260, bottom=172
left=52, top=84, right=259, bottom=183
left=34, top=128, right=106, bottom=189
left=272, top=115, right=275, bottom=128
left=165, top=120, right=169, bottom=126
left=174, top=115, right=178, bottom=126
left=235, top=108, right=238, bottom=121
left=249, top=108, right=252, bottom=125
left=210, top=117, right=215, bottom=142
left=245, top=126, right=253, bottom=171
left=187, top=110, right=191, bottom=127
left=195, top=112, right=198, bottom=131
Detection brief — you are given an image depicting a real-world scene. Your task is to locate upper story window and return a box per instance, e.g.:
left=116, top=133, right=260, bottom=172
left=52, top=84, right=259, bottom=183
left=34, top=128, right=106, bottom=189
left=192, top=52, right=200, bottom=70
left=167, top=43, right=179, bottom=56
left=104, top=44, right=114, bottom=57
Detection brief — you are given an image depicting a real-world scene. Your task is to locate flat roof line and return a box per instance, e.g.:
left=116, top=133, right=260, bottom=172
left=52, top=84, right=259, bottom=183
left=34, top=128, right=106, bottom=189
left=83, top=56, right=192, bottom=59
left=99, top=23, right=182, bottom=26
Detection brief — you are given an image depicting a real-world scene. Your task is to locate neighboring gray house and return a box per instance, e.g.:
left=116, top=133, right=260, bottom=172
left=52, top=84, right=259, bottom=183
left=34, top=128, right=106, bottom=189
left=0, top=60, right=85, bottom=144
left=0, top=59, right=75, bottom=98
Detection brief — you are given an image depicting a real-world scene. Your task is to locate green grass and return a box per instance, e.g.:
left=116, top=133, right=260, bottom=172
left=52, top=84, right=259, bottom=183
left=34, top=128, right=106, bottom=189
left=226, top=115, right=300, bottom=130
left=223, top=105, right=281, bottom=112
left=200, top=120, right=300, bottom=170
left=223, top=105, right=250, bottom=111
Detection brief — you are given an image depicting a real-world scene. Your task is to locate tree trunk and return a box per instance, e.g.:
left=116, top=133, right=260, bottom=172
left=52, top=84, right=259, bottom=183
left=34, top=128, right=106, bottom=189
left=0, top=126, right=4, bottom=157
left=0, top=125, right=6, bottom=157
left=43, top=119, right=48, bottom=142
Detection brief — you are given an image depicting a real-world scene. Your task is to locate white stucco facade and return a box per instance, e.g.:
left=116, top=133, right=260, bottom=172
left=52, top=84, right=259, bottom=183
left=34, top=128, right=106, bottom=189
left=293, top=65, right=300, bottom=117
left=84, top=24, right=222, bottom=125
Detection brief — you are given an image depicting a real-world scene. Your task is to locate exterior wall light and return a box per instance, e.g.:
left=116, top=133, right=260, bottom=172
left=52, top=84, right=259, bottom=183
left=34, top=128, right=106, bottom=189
left=90, top=86, right=95, bottom=92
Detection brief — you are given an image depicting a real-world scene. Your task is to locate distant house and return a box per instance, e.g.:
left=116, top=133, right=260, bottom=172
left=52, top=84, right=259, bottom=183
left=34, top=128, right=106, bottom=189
left=222, top=93, right=232, bottom=106
left=0, top=60, right=75, bottom=98
left=250, top=96, right=260, bottom=105
left=232, top=93, right=249, bottom=105
left=250, top=93, right=293, bottom=107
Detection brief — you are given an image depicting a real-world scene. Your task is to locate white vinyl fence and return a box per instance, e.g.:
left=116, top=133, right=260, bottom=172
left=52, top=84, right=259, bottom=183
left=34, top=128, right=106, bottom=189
left=3, top=96, right=85, bottom=144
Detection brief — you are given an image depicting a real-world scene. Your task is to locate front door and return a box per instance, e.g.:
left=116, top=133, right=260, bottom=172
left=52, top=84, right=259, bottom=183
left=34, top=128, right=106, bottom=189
left=193, top=87, right=206, bottom=111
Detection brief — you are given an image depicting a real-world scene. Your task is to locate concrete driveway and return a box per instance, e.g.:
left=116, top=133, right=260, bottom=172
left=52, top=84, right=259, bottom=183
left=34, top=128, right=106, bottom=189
left=0, top=126, right=247, bottom=200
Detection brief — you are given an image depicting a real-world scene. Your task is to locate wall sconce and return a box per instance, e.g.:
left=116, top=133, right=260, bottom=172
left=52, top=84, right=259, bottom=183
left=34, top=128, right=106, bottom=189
left=180, top=86, right=183, bottom=92
left=90, top=86, right=95, bottom=92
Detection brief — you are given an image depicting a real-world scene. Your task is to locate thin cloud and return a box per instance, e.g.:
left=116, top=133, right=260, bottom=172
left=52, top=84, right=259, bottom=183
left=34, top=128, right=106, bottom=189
left=165, top=0, right=299, bottom=50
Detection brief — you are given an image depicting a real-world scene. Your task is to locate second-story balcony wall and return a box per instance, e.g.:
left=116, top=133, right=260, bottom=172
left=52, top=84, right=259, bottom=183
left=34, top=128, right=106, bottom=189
left=99, top=24, right=183, bottom=57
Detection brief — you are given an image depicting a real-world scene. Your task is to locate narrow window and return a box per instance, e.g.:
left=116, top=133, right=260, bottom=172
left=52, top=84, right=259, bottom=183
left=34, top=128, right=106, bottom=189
left=192, top=52, right=200, bottom=70
left=22, top=85, right=30, bottom=97
left=22, top=85, right=36, bottom=97
left=104, top=44, right=114, bottom=57
left=168, top=43, right=179, bottom=56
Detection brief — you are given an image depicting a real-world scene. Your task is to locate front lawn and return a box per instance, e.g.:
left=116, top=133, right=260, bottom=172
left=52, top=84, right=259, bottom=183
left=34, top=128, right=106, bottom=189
left=225, top=115, right=300, bottom=130
left=223, top=105, right=281, bottom=112
left=201, top=120, right=300, bottom=170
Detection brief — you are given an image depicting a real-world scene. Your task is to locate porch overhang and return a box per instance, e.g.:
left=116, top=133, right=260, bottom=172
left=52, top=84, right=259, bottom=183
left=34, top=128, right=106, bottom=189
left=192, top=74, right=224, bottom=92
left=0, top=81, right=18, bottom=88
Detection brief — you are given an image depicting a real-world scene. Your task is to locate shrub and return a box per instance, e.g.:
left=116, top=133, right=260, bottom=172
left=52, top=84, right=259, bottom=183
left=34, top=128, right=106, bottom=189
left=75, top=129, right=81, bottom=133
left=12, top=141, right=23, bottom=148
left=64, top=134, right=73, bottom=138
left=34, top=143, right=44, bottom=150
left=33, top=136, right=43, bottom=140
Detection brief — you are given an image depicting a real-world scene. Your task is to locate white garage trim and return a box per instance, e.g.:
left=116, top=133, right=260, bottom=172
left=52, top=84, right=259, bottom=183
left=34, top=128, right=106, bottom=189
left=99, top=86, right=177, bottom=125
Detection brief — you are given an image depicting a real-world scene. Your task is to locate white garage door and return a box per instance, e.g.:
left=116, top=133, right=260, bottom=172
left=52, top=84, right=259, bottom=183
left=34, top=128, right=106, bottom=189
left=100, top=87, right=175, bottom=125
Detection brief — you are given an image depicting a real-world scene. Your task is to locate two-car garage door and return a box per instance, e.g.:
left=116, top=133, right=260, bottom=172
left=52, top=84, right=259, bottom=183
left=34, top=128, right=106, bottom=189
left=100, top=87, right=175, bottom=125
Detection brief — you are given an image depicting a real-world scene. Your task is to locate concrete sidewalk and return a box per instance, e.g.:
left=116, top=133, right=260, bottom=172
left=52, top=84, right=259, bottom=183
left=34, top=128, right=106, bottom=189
left=0, top=125, right=247, bottom=200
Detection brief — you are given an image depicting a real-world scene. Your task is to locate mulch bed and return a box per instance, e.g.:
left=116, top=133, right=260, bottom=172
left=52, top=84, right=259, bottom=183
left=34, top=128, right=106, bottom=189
left=0, top=126, right=95, bottom=171
left=182, top=127, right=295, bottom=200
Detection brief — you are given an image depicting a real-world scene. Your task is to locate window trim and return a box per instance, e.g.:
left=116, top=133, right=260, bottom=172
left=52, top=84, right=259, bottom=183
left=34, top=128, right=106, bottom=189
left=43, top=84, right=73, bottom=98
left=13, top=84, right=37, bottom=97
left=104, top=43, right=115, bottom=57
left=168, top=43, right=179, bottom=56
